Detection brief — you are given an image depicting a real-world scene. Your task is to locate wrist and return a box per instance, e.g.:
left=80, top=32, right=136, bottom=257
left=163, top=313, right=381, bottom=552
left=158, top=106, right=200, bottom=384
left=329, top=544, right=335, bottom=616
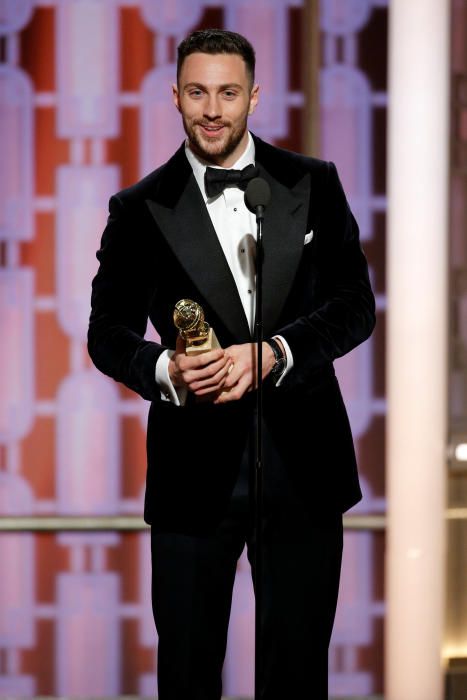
left=265, top=338, right=286, bottom=378
left=273, top=337, right=285, bottom=358
left=168, top=356, right=181, bottom=388
left=262, top=342, right=276, bottom=373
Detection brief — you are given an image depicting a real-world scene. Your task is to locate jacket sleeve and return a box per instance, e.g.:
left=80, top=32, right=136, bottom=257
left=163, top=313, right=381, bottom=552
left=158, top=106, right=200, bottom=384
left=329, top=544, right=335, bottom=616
left=87, top=194, right=165, bottom=401
left=276, top=161, right=376, bottom=373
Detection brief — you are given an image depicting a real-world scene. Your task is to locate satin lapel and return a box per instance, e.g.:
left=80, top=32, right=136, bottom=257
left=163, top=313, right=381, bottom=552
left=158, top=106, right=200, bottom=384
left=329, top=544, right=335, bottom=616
left=257, top=163, right=310, bottom=335
left=146, top=172, right=251, bottom=343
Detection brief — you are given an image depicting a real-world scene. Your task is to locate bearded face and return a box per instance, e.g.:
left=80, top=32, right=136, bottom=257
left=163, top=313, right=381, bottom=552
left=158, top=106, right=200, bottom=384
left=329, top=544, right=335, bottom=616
left=173, top=52, right=258, bottom=167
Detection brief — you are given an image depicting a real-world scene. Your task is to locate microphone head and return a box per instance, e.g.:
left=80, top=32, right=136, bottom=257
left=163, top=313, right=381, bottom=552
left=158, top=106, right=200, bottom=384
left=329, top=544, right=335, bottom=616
left=244, top=177, right=271, bottom=213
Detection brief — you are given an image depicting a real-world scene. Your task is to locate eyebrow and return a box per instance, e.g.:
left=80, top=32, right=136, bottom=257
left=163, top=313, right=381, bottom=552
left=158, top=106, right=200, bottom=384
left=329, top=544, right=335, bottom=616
left=183, top=82, right=244, bottom=91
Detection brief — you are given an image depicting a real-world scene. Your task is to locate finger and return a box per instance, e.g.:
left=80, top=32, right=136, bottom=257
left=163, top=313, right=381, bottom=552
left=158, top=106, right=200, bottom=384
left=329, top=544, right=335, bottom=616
left=214, top=375, right=250, bottom=403
left=175, top=334, right=185, bottom=354
left=193, top=361, right=233, bottom=394
left=195, top=380, right=227, bottom=396
left=179, top=348, right=225, bottom=370
left=191, top=364, right=230, bottom=393
left=222, top=362, right=249, bottom=390
left=184, top=355, right=231, bottom=385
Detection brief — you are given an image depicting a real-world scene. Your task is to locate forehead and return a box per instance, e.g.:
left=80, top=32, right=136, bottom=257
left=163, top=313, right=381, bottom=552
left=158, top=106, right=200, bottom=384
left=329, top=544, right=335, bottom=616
left=178, top=52, right=250, bottom=87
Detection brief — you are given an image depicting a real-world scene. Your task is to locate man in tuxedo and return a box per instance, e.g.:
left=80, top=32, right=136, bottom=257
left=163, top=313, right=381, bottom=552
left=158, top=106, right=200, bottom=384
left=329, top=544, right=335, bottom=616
left=88, top=28, right=375, bottom=700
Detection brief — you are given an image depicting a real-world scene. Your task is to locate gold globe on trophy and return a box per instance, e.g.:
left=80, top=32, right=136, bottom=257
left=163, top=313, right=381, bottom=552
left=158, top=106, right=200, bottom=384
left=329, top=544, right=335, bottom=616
left=173, top=299, right=220, bottom=355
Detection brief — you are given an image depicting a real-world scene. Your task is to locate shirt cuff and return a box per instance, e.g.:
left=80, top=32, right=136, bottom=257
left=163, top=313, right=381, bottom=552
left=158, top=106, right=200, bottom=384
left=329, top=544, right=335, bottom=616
left=155, top=350, right=188, bottom=406
left=272, top=335, right=293, bottom=386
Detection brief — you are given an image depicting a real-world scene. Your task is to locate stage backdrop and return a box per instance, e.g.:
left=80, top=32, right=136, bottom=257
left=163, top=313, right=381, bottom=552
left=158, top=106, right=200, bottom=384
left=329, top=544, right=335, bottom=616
left=0, top=0, right=387, bottom=696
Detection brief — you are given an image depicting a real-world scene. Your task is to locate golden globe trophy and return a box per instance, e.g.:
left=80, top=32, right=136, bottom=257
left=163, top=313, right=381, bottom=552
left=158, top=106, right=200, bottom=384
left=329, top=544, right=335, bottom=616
left=173, top=299, right=220, bottom=355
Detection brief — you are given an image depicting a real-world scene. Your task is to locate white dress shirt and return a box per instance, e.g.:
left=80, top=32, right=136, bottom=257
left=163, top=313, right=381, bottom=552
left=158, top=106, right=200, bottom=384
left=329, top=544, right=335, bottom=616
left=156, top=132, right=293, bottom=405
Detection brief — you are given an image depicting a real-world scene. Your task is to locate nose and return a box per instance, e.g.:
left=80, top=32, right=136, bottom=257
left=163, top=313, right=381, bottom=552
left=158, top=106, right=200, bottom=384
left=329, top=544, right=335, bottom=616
left=204, top=93, right=221, bottom=120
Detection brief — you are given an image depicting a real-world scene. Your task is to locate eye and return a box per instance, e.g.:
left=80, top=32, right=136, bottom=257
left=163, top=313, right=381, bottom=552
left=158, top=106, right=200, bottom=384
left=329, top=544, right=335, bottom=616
left=223, top=90, right=237, bottom=99
left=188, top=89, right=203, bottom=98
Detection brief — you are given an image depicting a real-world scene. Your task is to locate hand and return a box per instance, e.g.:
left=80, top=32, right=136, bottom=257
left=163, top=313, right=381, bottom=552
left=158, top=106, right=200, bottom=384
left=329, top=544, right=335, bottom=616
left=168, top=335, right=233, bottom=397
left=213, top=341, right=278, bottom=404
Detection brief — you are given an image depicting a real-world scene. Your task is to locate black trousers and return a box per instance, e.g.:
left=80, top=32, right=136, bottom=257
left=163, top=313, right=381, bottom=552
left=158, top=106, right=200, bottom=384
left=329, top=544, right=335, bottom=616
left=151, top=424, right=343, bottom=700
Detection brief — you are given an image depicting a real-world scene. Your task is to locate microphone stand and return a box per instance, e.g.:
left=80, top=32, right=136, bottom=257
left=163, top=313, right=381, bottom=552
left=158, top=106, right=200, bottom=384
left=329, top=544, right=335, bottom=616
left=253, top=202, right=265, bottom=700
left=245, top=176, right=270, bottom=700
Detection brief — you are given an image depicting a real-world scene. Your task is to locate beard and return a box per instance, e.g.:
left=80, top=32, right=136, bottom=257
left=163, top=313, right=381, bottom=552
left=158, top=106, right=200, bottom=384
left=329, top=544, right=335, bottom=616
left=181, top=113, right=248, bottom=164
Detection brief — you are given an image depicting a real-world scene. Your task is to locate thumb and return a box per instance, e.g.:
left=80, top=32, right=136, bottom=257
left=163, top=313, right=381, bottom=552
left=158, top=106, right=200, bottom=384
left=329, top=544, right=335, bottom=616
left=175, top=334, right=186, bottom=355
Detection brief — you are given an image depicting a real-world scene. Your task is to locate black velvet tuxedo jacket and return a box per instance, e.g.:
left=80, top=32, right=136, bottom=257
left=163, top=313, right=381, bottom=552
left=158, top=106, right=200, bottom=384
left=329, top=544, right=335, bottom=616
left=88, top=135, right=376, bottom=533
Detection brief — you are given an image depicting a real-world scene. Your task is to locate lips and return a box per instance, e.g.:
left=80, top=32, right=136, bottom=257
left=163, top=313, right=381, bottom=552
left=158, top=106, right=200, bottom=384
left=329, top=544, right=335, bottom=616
left=198, top=123, right=225, bottom=136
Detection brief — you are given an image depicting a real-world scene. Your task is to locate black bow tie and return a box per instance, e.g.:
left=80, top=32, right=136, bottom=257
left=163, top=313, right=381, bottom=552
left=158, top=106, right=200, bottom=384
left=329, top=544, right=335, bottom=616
left=204, top=163, right=259, bottom=199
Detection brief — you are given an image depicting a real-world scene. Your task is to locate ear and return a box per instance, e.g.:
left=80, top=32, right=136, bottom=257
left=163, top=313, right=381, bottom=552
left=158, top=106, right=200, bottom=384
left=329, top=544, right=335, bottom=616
left=248, top=83, right=260, bottom=115
left=172, top=83, right=181, bottom=113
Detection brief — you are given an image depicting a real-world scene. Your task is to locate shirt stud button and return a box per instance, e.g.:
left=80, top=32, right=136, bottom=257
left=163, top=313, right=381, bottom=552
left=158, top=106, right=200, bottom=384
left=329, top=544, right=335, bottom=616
left=233, top=207, right=237, bottom=212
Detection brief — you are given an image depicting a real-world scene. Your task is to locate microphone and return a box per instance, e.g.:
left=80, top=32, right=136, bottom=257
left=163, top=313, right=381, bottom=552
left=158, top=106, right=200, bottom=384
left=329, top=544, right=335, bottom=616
left=244, top=177, right=271, bottom=220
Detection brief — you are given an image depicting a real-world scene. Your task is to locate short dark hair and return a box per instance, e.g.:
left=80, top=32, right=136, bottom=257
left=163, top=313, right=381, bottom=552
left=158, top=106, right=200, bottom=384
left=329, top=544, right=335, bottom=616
left=177, top=29, right=256, bottom=86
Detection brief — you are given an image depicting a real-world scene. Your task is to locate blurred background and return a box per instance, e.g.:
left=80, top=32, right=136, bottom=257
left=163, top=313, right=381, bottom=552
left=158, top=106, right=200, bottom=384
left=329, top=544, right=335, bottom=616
left=0, top=1, right=465, bottom=698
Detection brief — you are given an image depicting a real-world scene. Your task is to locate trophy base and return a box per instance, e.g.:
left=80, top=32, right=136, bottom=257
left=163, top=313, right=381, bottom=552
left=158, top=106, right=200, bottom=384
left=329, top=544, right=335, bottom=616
left=185, top=328, right=220, bottom=355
